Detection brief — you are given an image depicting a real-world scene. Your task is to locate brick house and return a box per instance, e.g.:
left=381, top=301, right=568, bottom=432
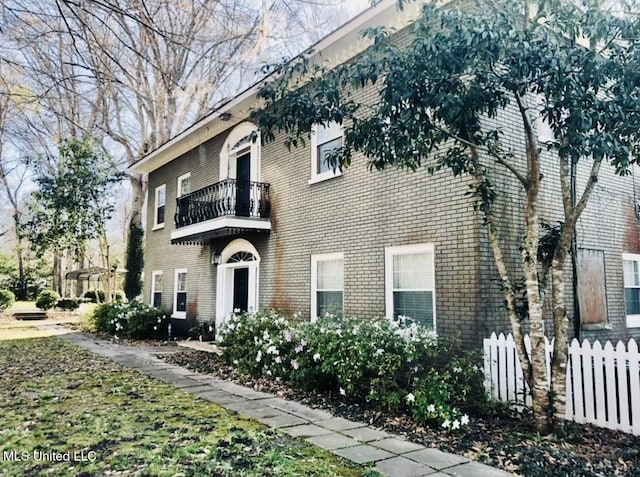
left=130, top=0, right=640, bottom=347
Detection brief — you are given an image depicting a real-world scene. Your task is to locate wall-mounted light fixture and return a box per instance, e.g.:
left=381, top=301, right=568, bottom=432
left=211, top=251, right=221, bottom=266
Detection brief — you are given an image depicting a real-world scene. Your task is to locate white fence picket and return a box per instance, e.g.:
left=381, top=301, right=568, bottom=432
left=591, top=341, right=607, bottom=429
left=570, top=339, right=585, bottom=423
left=604, top=341, right=617, bottom=430
left=616, top=341, right=631, bottom=432
left=484, top=333, right=640, bottom=436
left=505, top=334, right=517, bottom=402
left=629, top=339, right=640, bottom=435
left=580, top=340, right=595, bottom=424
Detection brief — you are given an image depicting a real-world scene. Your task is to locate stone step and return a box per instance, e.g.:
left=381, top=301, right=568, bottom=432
left=13, top=310, right=48, bottom=321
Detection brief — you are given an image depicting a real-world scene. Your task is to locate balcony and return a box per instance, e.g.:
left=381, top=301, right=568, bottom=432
left=170, top=179, right=271, bottom=244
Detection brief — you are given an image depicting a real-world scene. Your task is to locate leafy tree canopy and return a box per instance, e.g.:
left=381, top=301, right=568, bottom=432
left=24, top=139, right=123, bottom=260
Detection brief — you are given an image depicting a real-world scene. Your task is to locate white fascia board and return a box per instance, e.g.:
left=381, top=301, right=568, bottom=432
left=170, top=217, right=271, bottom=241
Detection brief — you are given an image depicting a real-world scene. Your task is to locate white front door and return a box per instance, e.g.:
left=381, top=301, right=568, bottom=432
left=215, top=240, right=260, bottom=335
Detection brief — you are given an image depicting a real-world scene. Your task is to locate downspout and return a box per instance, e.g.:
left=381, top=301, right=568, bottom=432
left=571, top=158, right=581, bottom=340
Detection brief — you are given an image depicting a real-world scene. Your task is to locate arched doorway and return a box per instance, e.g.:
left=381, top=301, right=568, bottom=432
left=215, top=239, right=260, bottom=332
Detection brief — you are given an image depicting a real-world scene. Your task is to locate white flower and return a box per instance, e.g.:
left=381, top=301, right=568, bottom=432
left=405, top=393, right=415, bottom=404
left=453, top=366, right=462, bottom=373
left=442, top=420, right=451, bottom=429
left=153, top=326, right=157, bottom=331
left=461, top=415, right=470, bottom=426
left=292, top=360, right=299, bottom=370
left=233, top=359, right=239, bottom=365
left=266, top=345, right=278, bottom=355
left=313, top=353, right=321, bottom=362
left=256, top=350, right=262, bottom=362
left=451, top=420, right=460, bottom=430
left=275, top=356, right=282, bottom=364
left=427, top=404, right=436, bottom=413
left=339, top=387, right=346, bottom=396
left=375, top=348, right=384, bottom=356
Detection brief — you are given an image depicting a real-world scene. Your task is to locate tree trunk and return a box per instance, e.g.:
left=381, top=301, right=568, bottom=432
left=523, top=188, right=550, bottom=433
left=130, top=173, right=146, bottom=230
left=550, top=246, right=570, bottom=422
left=16, top=240, right=27, bottom=301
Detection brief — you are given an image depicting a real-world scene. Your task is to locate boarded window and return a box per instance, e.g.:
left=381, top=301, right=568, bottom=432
left=577, top=249, right=608, bottom=327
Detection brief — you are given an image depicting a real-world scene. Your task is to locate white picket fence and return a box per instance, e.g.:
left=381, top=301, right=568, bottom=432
left=483, top=332, right=640, bottom=435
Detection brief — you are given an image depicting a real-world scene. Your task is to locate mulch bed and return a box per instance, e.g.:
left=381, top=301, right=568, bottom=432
left=162, top=349, right=640, bottom=477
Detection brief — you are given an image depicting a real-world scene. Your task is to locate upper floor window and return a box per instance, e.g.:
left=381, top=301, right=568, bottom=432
left=309, top=121, right=343, bottom=184
left=173, top=268, right=188, bottom=319
left=311, top=253, right=344, bottom=320
left=385, top=244, right=436, bottom=329
left=151, top=271, right=163, bottom=308
left=177, top=172, right=191, bottom=197
left=623, top=253, right=640, bottom=328
left=153, top=184, right=166, bottom=229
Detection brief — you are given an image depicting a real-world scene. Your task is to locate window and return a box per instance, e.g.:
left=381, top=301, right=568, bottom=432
left=151, top=271, right=163, bottom=308
left=177, top=172, right=191, bottom=197
left=385, top=244, right=436, bottom=329
left=153, top=184, right=166, bottom=229
left=173, top=268, right=188, bottom=319
left=623, top=253, right=640, bottom=327
left=309, top=121, right=343, bottom=184
left=311, top=253, right=344, bottom=319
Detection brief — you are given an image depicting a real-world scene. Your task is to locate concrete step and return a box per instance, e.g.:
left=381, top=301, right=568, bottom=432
left=13, top=310, right=48, bottom=321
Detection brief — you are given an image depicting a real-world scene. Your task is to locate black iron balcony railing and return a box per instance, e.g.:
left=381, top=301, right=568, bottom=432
left=174, top=179, right=271, bottom=228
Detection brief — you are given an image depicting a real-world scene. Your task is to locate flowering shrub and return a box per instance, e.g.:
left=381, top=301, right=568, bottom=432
left=219, top=310, right=294, bottom=377
left=220, top=311, right=486, bottom=430
left=92, top=301, right=167, bottom=339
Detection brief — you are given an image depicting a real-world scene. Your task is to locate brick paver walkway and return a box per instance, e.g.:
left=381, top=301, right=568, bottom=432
left=38, top=324, right=512, bottom=477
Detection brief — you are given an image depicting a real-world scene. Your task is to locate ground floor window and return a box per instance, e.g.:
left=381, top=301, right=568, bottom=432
left=151, top=271, right=163, bottom=308
left=173, top=268, right=187, bottom=319
left=311, top=253, right=344, bottom=319
left=623, top=253, right=640, bottom=328
left=385, top=243, right=436, bottom=329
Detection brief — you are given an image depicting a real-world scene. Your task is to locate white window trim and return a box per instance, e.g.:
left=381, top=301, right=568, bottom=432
left=172, top=268, right=188, bottom=319
left=385, top=243, right=436, bottom=330
left=177, top=172, right=191, bottom=197
left=310, top=252, right=344, bottom=321
left=152, top=184, right=166, bottom=230
left=150, top=270, right=163, bottom=307
left=623, top=253, right=640, bottom=328
left=308, top=123, right=344, bottom=185
left=219, top=122, right=261, bottom=182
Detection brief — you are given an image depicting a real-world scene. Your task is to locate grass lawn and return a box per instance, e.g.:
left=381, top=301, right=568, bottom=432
left=0, top=337, right=376, bottom=476
left=0, top=325, right=54, bottom=340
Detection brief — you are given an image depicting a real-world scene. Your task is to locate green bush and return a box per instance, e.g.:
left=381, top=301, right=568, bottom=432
left=219, top=312, right=487, bottom=430
left=35, top=290, right=60, bottom=310
left=92, top=301, right=167, bottom=340
left=219, top=310, right=294, bottom=377
left=56, top=298, right=80, bottom=311
left=84, top=289, right=106, bottom=303
left=0, top=289, right=15, bottom=310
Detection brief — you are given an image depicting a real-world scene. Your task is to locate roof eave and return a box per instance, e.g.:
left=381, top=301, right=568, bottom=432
left=130, top=0, right=426, bottom=175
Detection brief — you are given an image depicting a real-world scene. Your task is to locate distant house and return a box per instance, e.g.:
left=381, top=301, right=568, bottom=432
left=130, top=0, right=640, bottom=347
